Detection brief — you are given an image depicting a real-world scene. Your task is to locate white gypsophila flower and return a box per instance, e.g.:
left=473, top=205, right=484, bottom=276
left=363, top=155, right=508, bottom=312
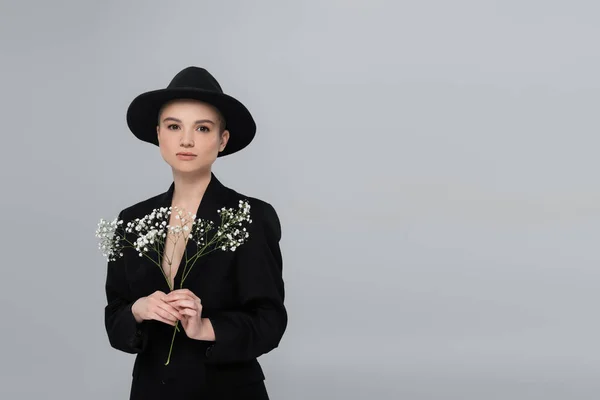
left=208, top=199, right=252, bottom=252
left=98, top=200, right=252, bottom=263
left=95, top=217, right=125, bottom=261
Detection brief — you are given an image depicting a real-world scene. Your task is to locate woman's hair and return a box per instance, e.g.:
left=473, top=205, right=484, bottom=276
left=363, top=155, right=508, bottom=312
left=157, top=100, right=227, bottom=133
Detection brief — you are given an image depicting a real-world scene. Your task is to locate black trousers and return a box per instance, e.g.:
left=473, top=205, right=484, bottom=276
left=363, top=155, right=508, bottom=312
left=129, top=377, right=270, bottom=400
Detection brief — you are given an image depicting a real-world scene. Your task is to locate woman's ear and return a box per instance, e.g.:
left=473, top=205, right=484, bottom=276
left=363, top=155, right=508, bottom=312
left=219, top=130, right=230, bottom=152
left=156, top=125, right=160, bottom=141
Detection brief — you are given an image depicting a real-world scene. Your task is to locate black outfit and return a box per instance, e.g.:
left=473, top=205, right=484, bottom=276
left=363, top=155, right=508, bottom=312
left=104, top=173, right=287, bottom=399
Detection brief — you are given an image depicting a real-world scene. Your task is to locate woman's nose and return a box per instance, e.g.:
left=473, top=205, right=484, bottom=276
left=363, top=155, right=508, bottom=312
left=180, top=128, right=195, bottom=146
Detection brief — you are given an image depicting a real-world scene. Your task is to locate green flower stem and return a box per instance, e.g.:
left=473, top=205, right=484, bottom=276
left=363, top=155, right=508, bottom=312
left=120, top=239, right=172, bottom=290
left=181, top=228, right=226, bottom=283
left=164, top=320, right=179, bottom=365
left=117, top=214, right=239, bottom=366
left=182, top=247, right=221, bottom=283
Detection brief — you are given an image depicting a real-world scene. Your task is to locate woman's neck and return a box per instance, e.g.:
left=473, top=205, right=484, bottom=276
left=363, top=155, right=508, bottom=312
left=171, top=169, right=212, bottom=212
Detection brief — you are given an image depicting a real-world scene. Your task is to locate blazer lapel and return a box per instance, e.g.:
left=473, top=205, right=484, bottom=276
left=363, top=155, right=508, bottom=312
left=178, top=172, right=232, bottom=289
left=147, top=172, right=231, bottom=291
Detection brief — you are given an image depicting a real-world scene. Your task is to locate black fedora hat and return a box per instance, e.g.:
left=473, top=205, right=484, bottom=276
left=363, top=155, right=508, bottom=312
left=126, top=66, right=256, bottom=157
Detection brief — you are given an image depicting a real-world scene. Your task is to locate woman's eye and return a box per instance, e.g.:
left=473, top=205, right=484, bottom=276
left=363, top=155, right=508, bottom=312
left=167, top=124, right=180, bottom=130
left=197, top=126, right=210, bottom=132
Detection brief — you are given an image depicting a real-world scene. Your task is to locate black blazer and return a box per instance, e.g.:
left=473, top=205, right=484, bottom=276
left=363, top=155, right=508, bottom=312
left=104, top=172, right=287, bottom=398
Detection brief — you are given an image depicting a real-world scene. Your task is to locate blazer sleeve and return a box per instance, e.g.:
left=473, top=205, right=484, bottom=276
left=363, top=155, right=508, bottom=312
left=104, top=209, right=149, bottom=354
left=200, top=201, right=288, bottom=364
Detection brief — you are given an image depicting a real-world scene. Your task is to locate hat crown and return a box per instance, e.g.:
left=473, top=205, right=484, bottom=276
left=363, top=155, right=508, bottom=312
left=167, top=66, right=223, bottom=93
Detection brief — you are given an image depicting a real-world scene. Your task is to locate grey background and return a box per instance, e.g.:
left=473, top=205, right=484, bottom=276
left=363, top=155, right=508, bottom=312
left=1, top=0, right=599, bottom=399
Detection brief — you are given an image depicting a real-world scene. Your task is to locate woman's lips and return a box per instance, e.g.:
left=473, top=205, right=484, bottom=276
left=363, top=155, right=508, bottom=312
left=176, top=153, right=197, bottom=160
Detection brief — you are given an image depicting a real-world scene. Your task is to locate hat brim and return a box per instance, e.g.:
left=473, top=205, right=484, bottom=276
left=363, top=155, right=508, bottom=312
left=126, top=88, right=256, bottom=157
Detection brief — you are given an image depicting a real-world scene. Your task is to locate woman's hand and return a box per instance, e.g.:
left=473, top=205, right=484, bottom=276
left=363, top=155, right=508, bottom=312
left=131, top=290, right=183, bottom=326
left=165, top=289, right=204, bottom=339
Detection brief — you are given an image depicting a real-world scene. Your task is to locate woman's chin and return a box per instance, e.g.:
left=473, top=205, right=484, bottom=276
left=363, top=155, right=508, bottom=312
left=170, top=163, right=209, bottom=175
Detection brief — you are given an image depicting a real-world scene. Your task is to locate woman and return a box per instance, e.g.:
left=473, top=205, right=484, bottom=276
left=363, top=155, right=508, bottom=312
left=104, top=66, right=287, bottom=399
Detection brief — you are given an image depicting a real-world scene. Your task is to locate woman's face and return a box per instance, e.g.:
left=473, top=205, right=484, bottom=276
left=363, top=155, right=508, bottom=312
left=156, top=99, right=229, bottom=175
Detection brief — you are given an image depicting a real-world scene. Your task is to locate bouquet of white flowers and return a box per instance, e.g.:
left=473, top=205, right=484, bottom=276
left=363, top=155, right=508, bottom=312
left=96, top=200, right=252, bottom=364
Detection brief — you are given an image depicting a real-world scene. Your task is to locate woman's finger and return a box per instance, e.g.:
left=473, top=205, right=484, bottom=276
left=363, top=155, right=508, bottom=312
left=169, top=299, right=196, bottom=310
left=156, top=301, right=183, bottom=320
left=170, top=288, right=194, bottom=296
left=180, top=308, right=198, bottom=317
left=168, top=289, right=200, bottom=301
left=165, top=292, right=196, bottom=302
left=151, top=312, right=177, bottom=326
left=155, top=308, right=179, bottom=323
